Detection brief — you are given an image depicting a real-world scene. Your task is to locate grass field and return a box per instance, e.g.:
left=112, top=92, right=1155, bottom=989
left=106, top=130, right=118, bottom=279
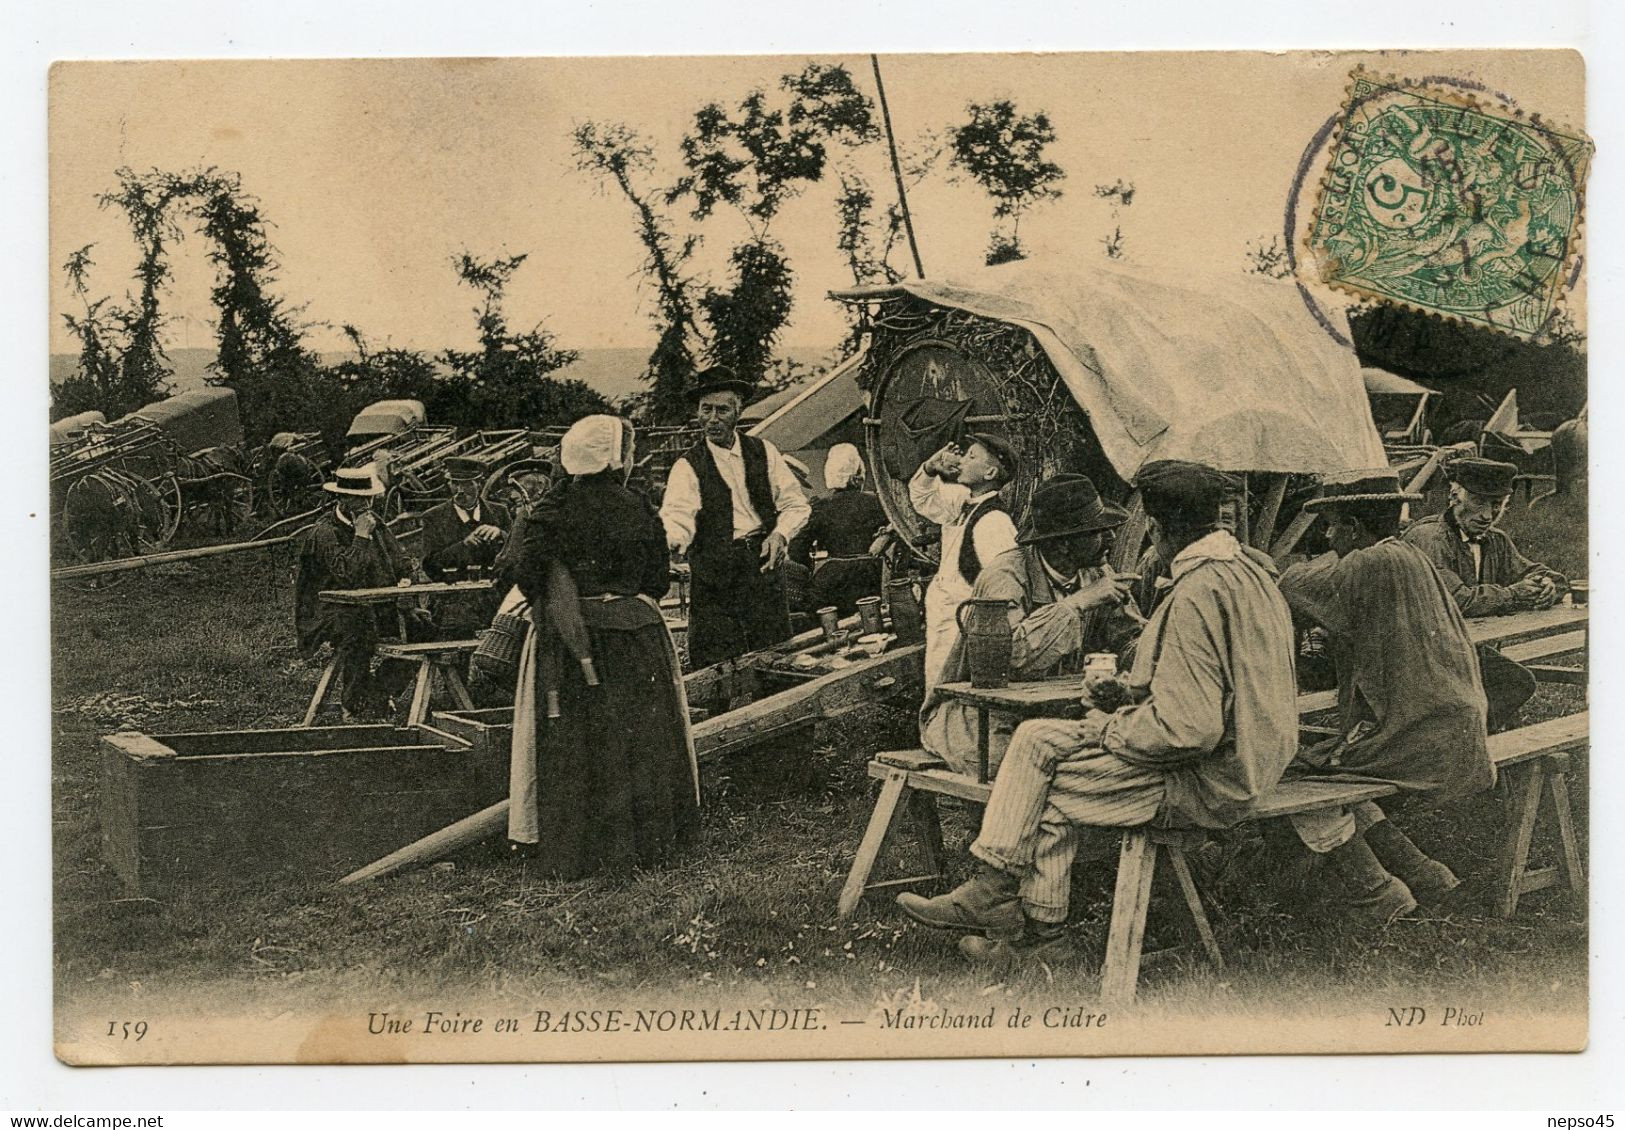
left=50, top=503, right=1590, bottom=1052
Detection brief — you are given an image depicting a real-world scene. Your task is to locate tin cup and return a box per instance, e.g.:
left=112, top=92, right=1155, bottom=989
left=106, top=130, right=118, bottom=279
left=1082, top=651, right=1118, bottom=691
left=817, top=606, right=842, bottom=641
left=1570, top=580, right=1588, bottom=607
left=856, top=596, right=885, bottom=636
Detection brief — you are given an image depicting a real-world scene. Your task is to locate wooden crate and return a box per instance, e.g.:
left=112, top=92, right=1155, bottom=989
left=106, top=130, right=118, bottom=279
left=100, top=722, right=506, bottom=896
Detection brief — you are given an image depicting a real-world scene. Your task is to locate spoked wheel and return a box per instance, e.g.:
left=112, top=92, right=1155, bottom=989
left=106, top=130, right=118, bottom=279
left=265, top=451, right=327, bottom=519
left=182, top=472, right=256, bottom=538
left=56, top=471, right=163, bottom=592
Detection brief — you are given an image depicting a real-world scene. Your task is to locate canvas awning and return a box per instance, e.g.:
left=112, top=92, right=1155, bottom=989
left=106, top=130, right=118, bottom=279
left=833, top=261, right=1387, bottom=479
left=1362, top=368, right=1436, bottom=396
left=747, top=352, right=867, bottom=452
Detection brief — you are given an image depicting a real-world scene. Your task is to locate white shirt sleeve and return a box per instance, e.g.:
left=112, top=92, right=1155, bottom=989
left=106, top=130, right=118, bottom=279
left=973, top=509, right=1019, bottom=564
left=659, top=457, right=701, bottom=553
left=763, top=441, right=812, bottom=543
left=908, top=465, right=970, bottom=526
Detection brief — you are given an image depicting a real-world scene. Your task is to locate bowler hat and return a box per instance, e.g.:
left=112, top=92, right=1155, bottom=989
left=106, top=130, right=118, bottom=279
left=1017, top=473, right=1128, bottom=544
left=1302, top=467, right=1422, bottom=511
left=685, top=365, right=758, bottom=404
left=1449, top=457, right=1518, bottom=498
left=964, top=432, right=1019, bottom=484
left=323, top=463, right=386, bottom=497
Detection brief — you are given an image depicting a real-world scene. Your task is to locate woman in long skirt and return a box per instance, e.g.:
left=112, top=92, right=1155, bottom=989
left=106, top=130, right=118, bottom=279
left=505, top=415, right=700, bottom=879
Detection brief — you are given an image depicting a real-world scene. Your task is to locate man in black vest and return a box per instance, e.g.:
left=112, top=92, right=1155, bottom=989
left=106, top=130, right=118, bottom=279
left=660, top=366, right=812, bottom=669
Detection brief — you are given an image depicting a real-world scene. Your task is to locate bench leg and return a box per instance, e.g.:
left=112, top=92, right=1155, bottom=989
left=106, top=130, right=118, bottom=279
left=1100, top=830, right=1157, bottom=1010
left=441, top=662, right=477, bottom=712
left=406, top=660, right=434, bottom=728
left=1165, top=843, right=1225, bottom=973
left=300, top=656, right=339, bottom=728
left=838, top=772, right=911, bottom=919
left=909, top=791, right=946, bottom=882
left=1495, top=759, right=1547, bottom=918
left=1546, top=755, right=1586, bottom=898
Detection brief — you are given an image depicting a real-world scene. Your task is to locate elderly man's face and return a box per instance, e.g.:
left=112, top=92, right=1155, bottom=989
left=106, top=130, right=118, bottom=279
left=696, top=391, right=742, bottom=446
left=1451, top=483, right=1507, bottom=539
left=448, top=475, right=481, bottom=508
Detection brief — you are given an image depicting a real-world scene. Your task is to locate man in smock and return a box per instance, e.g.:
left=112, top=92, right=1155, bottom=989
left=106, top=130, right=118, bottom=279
left=1277, top=469, right=1493, bottom=921
left=899, top=461, right=1299, bottom=963
left=908, top=433, right=1020, bottom=693
left=660, top=366, right=811, bottom=670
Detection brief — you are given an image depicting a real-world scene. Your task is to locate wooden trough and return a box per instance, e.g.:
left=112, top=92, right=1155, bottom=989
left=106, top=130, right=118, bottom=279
left=434, top=631, right=924, bottom=770
left=100, top=722, right=508, bottom=896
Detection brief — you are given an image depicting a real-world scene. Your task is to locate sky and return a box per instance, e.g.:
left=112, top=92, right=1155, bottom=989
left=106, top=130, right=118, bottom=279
left=48, top=50, right=1586, bottom=359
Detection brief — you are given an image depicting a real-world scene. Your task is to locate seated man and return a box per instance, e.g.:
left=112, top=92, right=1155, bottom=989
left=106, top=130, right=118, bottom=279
left=418, top=455, right=512, bottom=639
left=1278, top=469, right=1495, bottom=921
left=1401, top=456, right=1561, bottom=728
left=294, top=464, right=426, bottom=720
left=920, top=473, right=1142, bottom=776
left=898, top=460, right=1300, bottom=963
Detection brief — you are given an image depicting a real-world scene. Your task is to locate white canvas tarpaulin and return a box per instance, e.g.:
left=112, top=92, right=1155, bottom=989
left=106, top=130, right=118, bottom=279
left=835, top=261, right=1388, bottom=479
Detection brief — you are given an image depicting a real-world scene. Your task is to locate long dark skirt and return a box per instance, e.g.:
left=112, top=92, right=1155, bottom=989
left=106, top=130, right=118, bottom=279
left=527, top=617, right=700, bottom=880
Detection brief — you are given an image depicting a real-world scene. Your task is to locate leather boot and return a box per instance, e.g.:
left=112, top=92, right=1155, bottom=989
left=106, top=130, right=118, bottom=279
left=1327, top=834, right=1416, bottom=925
left=1364, top=819, right=1460, bottom=903
left=958, top=920, right=1074, bottom=965
left=897, top=863, right=1023, bottom=934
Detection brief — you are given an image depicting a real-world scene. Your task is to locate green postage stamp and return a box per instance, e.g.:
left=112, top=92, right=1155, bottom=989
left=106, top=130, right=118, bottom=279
left=1307, top=70, right=1592, bottom=339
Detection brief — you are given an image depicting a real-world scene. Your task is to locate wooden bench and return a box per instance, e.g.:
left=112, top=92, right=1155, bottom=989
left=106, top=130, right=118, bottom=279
left=839, top=710, right=1588, bottom=1007
left=374, top=640, right=480, bottom=727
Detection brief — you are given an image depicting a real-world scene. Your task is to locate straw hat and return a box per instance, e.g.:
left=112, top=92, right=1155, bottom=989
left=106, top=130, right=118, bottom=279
left=323, top=464, right=386, bottom=497
left=1301, top=468, right=1422, bottom=511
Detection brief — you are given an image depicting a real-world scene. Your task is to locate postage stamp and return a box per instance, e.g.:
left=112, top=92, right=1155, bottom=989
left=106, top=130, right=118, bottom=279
left=1306, top=69, right=1592, bottom=340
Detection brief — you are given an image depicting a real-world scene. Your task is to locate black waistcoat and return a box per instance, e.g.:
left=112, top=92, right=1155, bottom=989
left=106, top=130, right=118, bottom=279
left=955, top=495, right=1009, bottom=584
left=688, top=433, right=779, bottom=560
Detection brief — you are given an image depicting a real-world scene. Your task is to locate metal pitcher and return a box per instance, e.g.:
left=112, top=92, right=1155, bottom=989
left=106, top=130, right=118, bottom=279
left=886, top=578, right=925, bottom=644
left=956, top=598, right=1015, bottom=688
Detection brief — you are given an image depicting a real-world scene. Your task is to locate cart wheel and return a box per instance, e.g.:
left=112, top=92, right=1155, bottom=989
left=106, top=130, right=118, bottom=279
left=58, top=474, right=143, bottom=591
left=266, top=451, right=326, bottom=517
left=151, top=471, right=183, bottom=547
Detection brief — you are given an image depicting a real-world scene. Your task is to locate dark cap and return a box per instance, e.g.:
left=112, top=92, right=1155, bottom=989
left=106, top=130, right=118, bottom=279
left=1448, top=457, right=1518, bottom=498
left=443, top=455, right=487, bottom=480
left=1016, top=473, right=1128, bottom=544
left=964, top=432, right=1019, bottom=484
left=1135, top=459, right=1237, bottom=526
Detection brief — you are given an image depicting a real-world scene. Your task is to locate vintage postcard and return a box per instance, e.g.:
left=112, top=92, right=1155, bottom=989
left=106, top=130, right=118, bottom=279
left=49, top=49, right=1589, bottom=1065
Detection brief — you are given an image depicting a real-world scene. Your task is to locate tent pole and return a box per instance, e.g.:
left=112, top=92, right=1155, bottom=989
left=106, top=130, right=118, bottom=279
left=871, top=54, right=926, bottom=280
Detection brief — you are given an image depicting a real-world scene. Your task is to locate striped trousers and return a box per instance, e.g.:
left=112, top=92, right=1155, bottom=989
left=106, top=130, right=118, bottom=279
left=970, top=717, right=1166, bottom=923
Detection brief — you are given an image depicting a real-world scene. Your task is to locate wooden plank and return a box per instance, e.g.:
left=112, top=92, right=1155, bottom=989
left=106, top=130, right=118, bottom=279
left=1495, top=760, right=1547, bottom=917
left=1252, top=474, right=1288, bottom=552
left=375, top=639, right=480, bottom=657
left=1166, top=845, right=1224, bottom=972
left=1502, top=631, right=1588, bottom=664
left=1269, top=510, right=1317, bottom=562
left=1548, top=765, right=1587, bottom=896
left=1100, top=831, right=1158, bottom=1009
left=1253, top=779, right=1398, bottom=819
left=1488, top=712, right=1588, bottom=768
left=320, top=580, right=493, bottom=606
left=838, top=771, right=911, bottom=918
left=1471, top=605, right=1588, bottom=648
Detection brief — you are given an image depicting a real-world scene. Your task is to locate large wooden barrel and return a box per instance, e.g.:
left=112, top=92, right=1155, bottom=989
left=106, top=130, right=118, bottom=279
left=858, top=303, right=1116, bottom=566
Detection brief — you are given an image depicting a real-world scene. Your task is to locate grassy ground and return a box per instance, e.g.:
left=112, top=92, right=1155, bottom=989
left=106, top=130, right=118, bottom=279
left=51, top=506, right=1589, bottom=1048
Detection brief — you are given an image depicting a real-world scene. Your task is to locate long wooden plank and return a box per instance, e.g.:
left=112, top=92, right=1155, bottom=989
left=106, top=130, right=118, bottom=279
left=1502, top=631, right=1587, bottom=664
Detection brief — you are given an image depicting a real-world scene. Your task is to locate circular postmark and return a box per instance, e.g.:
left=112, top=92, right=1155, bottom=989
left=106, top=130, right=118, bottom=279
left=1288, top=69, right=1590, bottom=354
